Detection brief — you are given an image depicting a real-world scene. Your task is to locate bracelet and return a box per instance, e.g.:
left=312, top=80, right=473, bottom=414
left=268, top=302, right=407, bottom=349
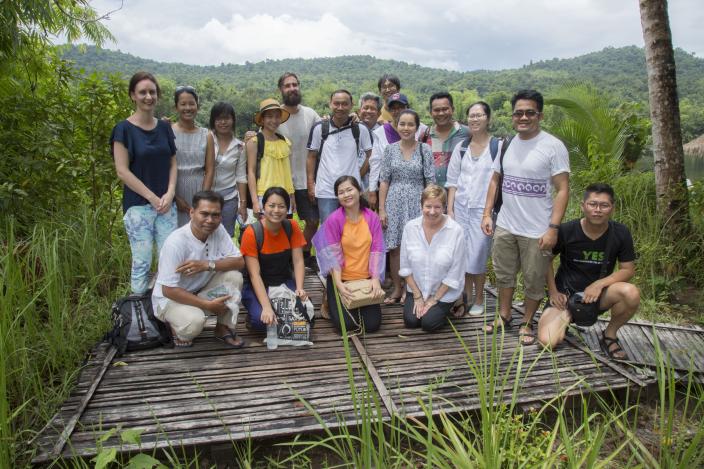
left=413, top=294, right=422, bottom=300
left=482, top=214, right=492, bottom=218
left=549, top=223, right=560, bottom=229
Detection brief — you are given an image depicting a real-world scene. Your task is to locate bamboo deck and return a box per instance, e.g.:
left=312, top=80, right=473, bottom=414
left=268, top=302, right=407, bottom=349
left=33, top=273, right=659, bottom=464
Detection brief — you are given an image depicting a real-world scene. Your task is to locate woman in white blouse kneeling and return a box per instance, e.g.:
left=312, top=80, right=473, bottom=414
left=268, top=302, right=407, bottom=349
left=399, top=185, right=466, bottom=332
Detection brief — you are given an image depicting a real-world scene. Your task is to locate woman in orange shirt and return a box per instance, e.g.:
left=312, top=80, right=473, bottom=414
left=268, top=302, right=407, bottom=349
left=240, top=187, right=308, bottom=331
left=313, top=176, right=386, bottom=334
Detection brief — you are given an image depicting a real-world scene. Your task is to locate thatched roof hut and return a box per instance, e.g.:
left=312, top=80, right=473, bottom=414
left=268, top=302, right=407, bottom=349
left=684, top=134, right=704, bottom=157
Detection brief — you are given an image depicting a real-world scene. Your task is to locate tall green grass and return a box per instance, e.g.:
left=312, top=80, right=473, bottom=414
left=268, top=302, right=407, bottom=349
left=0, top=208, right=129, bottom=466
left=273, top=325, right=704, bottom=468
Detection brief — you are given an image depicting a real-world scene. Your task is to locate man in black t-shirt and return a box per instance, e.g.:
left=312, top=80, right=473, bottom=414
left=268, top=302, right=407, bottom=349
left=537, top=183, right=640, bottom=359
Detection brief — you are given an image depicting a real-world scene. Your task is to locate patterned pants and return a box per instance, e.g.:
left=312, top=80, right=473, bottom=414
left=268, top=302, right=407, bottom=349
left=123, top=203, right=177, bottom=294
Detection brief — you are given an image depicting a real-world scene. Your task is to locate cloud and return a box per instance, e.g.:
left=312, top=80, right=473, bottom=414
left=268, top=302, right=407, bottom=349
left=89, top=0, right=704, bottom=70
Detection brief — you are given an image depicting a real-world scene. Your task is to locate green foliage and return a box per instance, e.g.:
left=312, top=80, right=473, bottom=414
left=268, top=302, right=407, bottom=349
left=0, top=210, right=129, bottom=466
left=546, top=83, right=628, bottom=185
left=59, top=45, right=704, bottom=142
left=0, top=46, right=131, bottom=228
left=0, top=1, right=112, bottom=59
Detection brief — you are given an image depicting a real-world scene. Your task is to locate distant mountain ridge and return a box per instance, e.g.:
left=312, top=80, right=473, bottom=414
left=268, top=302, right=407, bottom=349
left=58, top=45, right=704, bottom=140
left=60, top=45, right=703, bottom=103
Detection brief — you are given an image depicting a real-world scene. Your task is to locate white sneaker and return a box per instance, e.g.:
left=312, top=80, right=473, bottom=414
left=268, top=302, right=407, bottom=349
left=468, top=304, right=484, bottom=316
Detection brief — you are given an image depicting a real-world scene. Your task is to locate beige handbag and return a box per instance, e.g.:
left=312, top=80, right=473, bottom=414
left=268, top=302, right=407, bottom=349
left=341, top=279, right=385, bottom=309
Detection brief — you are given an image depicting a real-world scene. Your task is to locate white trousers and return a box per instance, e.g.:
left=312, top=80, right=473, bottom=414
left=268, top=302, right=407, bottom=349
left=157, top=271, right=243, bottom=340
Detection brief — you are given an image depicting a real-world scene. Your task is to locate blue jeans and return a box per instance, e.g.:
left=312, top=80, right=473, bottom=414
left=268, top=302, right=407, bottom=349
left=123, top=203, right=177, bottom=294
left=241, top=278, right=296, bottom=332
left=317, top=197, right=340, bottom=223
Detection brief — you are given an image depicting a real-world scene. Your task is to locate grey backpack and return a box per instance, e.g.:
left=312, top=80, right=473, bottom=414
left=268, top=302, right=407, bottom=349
left=106, top=292, right=171, bottom=356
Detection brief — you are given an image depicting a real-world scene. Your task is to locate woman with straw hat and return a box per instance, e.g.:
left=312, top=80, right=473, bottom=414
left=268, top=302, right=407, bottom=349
left=246, top=99, right=295, bottom=217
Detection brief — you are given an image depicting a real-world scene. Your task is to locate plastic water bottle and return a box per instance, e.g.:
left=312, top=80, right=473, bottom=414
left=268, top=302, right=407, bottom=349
left=266, top=323, right=278, bottom=350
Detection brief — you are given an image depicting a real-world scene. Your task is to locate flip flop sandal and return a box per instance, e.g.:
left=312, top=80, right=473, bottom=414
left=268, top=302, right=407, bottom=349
left=600, top=332, right=627, bottom=360
left=216, top=332, right=246, bottom=349
left=173, top=337, right=193, bottom=348
left=485, top=314, right=512, bottom=333
left=518, top=322, right=537, bottom=346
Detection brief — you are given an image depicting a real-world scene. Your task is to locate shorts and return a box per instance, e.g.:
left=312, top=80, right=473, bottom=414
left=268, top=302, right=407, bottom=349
left=547, top=287, right=609, bottom=327
left=294, top=189, right=319, bottom=221
left=492, top=226, right=550, bottom=301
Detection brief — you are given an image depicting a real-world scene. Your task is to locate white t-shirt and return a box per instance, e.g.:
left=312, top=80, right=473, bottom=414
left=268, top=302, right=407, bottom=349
left=152, top=223, right=242, bottom=311
left=277, top=105, right=320, bottom=190
left=398, top=215, right=466, bottom=303
left=493, top=130, right=570, bottom=238
left=307, top=120, right=372, bottom=198
left=446, top=139, right=502, bottom=209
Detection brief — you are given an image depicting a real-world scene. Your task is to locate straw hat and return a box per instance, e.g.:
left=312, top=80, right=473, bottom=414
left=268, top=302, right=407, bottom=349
left=254, top=98, right=290, bottom=126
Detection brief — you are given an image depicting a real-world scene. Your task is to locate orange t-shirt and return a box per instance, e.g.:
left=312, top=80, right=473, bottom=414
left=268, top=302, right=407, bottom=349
left=341, top=217, right=372, bottom=281
left=240, top=221, right=306, bottom=256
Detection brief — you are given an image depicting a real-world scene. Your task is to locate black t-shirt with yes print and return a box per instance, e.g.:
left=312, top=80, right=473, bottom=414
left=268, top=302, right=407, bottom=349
left=553, top=219, right=636, bottom=295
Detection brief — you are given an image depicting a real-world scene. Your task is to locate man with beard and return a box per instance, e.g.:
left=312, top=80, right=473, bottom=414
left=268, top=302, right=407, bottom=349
left=276, top=72, right=321, bottom=268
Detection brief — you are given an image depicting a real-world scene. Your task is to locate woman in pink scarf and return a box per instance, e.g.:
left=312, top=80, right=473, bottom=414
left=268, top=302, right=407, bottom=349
left=313, top=176, right=385, bottom=334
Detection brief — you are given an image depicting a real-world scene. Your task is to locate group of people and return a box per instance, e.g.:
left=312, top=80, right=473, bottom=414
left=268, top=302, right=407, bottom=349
left=111, top=71, right=640, bottom=360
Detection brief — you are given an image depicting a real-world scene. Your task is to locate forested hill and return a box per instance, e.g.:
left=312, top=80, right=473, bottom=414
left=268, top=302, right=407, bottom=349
left=59, top=45, right=704, bottom=139
left=61, top=45, right=703, bottom=101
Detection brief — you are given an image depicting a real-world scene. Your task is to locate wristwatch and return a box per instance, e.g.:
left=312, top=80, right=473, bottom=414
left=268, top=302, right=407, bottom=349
left=208, top=260, right=216, bottom=272
left=548, top=223, right=560, bottom=230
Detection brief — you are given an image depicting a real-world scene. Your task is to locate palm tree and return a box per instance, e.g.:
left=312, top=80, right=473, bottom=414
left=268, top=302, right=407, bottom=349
left=546, top=83, right=628, bottom=184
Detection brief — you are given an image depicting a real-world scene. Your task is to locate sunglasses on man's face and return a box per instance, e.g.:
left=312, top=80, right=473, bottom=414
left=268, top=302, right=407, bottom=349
left=512, top=109, right=540, bottom=118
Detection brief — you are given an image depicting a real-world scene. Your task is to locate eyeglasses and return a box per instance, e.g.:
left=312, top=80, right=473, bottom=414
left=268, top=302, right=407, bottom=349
left=512, top=109, right=540, bottom=118
left=468, top=113, right=487, bottom=120
left=175, top=85, right=197, bottom=93
left=585, top=201, right=613, bottom=210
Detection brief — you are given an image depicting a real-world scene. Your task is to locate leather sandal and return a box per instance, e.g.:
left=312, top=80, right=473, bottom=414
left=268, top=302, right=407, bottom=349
left=518, top=322, right=536, bottom=346
left=600, top=331, right=627, bottom=360
left=485, top=314, right=512, bottom=333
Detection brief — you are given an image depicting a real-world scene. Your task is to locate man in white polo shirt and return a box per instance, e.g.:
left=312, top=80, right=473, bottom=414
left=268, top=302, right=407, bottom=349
left=153, top=190, right=245, bottom=348
left=306, top=89, right=373, bottom=222
left=481, top=89, right=570, bottom=346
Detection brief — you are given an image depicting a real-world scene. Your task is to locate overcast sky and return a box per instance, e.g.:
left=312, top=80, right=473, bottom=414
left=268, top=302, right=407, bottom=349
left=87, top=0, right=703, bottom=71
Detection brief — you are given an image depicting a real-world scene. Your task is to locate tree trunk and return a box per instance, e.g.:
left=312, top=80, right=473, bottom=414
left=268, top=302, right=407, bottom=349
left=639, top=0, right=690, bottom=237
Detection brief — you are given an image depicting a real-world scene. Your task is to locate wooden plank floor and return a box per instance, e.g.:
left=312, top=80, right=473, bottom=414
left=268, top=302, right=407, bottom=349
left=359, top=298, right=633, bottom=418
left=572, top=318, right=704, bottom=376
left=33, top=274, right=638, bottom=463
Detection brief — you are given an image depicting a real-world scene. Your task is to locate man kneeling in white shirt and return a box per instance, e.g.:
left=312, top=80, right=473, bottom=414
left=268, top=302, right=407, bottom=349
left=153, top=190, right=245, bottom=348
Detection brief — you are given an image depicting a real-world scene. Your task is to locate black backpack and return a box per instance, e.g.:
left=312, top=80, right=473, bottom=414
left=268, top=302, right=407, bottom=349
left=313, top=119, right=360, bottom=179
left=255, top=131, right=286, bottom=181
left=246, top=131, right=287, bottom=209
left=458, top=135, right=502, bottom=161
left=237, top=218, right=293, bottom=252
left=106, top=292, right=171, bottom=356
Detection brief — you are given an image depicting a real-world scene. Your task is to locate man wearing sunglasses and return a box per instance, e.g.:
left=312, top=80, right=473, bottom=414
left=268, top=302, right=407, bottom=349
left=537, top=183, right=639, bottom=360
left=481, top=89, right=570, bottom=346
